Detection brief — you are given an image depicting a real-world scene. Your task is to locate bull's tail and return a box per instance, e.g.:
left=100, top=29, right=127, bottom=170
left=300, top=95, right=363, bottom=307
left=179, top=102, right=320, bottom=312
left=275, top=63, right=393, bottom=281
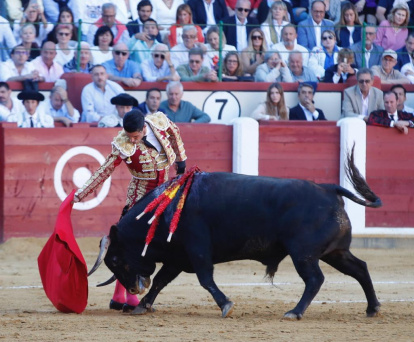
left=324, top=146, right=382, bottom=208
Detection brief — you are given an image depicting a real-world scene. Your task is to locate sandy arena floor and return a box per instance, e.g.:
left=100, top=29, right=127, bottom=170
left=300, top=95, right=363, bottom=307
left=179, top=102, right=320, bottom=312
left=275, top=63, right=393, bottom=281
left=0, top=237, right=413, bottom=342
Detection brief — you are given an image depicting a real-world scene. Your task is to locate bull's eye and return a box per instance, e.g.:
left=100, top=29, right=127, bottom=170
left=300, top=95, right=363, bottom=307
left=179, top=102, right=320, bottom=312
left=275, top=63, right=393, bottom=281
left=112, top=256, right=119, bottom=266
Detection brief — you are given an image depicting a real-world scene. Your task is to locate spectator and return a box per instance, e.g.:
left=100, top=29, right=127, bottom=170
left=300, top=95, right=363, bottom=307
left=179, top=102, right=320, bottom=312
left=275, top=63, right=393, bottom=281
left=297, top=0, right=334, bottom=50
left=256, top=0, right=294, bottom=25
left=324, top=48, right=357, bottom=83
left=54, top=24, right=77, bottom=66
left=335, top=3, right=361, bottom=48
left=91, top=26, right=114, bottom=65
left=81, top=64, right=124, bottom=123
left=221, top=51, right=253, bottom=81
left=376, top=0, right=414, bottom=28
left=288, top=51, right=318, bottom=82
left=308, top=29, right=341, bottom=80
left=19, top=23, right=40, bottom=61
left=251, top=82, right=289, bottom=121
left=188, top=0, right=229, bottom=33
left=13, top=2, right=53, bottom=46
left=14, top=90, right=54, bottom=127
left=371, top=49, right=410, bottom=84
left=176, top=47, right=218, bottom=82
left=205, top=26, right=237, bottom=70
left=108, top=0, right=141, bottom=25
left=5, top=0, right=45, bottom=22
left=350, top=25, right=384, bottom=69
left=400, top=54, right=414, bottom=84
left=222, top=0, right=259, bottom=51
left=290, top=82, right=326, bottom=120
left=102, top=42, right=142, bottom=88
left=240, top=28, right=267, bottom=76
left=170, top=25, right=208, bottom=68
left=271, top=24, right=309, bottom=66
left=367, top=91, right=414, bottom=134
left=68, top=0, right=103, bottom=39
left=63, top=42, right=94, bottom=73
left=0, top=15, right=17, bottom=61
left=126, top=1, right=158, bottom=38
left=45, top=7, right=79, bottom=44
left=309, top=0, right=341, bottom=24
left=261, top=1, right=290, bottom=49
left=141, top=44, right=180, bottom=82
left=255, top=51, right=293, bottom=82
left=32, top=41, right=64, bottom=83
left=86, top=3, right=130, bottom=46
left=374, top=3, right=409, bottom=51
left=128, top=19, right=160, bottom=64
left=98, top=93, right=138, bottom=127
left=159, top=81, right=211, bottom=122
left=342, top=67, right=384, bottom=120
left=290, top=0, right=309, bottom=25
left=138, top=88, right=162, bottom=114
left=42, top=86, right=80, bottom=126
left=349, top=0, right=377, bottom=25
left=390, top=84, right=414, bottom=113
left=0, top=45, right=39, bottom=83
left=151, top=0, right=185, bottom=32
left=0, top=81, right=25, bottom=121
left=167, top=4, right=204, bottom=48
left=396, top=33, right=414, bottom=71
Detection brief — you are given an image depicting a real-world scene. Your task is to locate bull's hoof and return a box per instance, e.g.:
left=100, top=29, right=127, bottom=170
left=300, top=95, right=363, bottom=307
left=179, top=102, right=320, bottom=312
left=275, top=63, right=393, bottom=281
left=109, top=299, right=124, bottom=311
left=130, top=304, right=155, bottom=315
left=221, top=301, right=234, bottom=318
left=366, top=305, right=381, bottom=317
left=122, top=303, right=137, bottom=313
left=283, top=311, right=303, bottom=320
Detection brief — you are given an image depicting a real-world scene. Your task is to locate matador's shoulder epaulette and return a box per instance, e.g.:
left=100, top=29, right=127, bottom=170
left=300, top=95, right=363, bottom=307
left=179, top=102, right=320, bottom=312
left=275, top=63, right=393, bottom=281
left=111, top=130, right=136, bottom=157
left=145, top=111, right=170, bottom=131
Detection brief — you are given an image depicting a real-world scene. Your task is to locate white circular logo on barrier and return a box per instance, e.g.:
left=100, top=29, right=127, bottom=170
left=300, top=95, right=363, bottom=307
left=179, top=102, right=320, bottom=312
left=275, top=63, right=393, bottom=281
left=202, top=91, right=241, bottom=124
left=54, top=146, right=111, bottom=211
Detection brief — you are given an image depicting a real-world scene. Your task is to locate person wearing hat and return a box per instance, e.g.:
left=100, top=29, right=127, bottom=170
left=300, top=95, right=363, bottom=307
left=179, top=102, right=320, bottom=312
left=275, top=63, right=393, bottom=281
left=371, top=50, right=410, bottom=84
left=14, top=90, right=54, bottom=128
left=98, top=93, right=138, bottom=128
left=74, top=109, right=187, bottom=312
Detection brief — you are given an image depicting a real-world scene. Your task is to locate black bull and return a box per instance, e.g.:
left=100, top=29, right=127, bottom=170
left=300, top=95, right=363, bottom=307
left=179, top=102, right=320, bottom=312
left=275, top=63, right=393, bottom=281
left=90, top=150, right=382, bottom=319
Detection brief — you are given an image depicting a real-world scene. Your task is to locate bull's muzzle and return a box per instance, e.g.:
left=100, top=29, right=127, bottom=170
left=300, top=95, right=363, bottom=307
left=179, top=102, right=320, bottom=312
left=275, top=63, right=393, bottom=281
left=129, top=276, right=151, bottom=295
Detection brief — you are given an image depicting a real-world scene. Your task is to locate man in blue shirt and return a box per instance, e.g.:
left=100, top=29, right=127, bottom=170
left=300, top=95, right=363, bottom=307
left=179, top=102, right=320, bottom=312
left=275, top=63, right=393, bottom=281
left=102, top=42, right=142, bottom=88
left=159, top=82, right=211, bottom=123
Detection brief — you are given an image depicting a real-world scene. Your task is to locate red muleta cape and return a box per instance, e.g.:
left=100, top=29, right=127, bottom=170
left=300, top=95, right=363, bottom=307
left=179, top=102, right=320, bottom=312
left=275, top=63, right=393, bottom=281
left=37, top=190, right=88, bottom=313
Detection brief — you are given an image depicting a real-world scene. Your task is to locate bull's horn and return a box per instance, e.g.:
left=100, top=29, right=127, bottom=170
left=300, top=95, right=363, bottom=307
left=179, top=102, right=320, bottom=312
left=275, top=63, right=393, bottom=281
left=96, top=274, right=117, bottom=287
left=88, top=235, right=111, bottom=277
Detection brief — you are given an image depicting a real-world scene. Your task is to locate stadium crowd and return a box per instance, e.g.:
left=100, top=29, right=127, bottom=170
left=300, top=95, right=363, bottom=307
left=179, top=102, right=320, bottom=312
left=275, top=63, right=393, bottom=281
left=1, top=0, right=414, bottom=130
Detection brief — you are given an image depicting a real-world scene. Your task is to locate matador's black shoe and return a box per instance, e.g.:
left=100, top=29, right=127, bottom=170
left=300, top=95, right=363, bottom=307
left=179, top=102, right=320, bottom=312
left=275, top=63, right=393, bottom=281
left=109, top=299, right=124, bottom=310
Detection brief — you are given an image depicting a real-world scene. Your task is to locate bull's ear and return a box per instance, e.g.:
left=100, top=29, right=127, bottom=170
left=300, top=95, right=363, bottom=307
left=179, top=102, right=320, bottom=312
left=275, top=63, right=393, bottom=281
left=109, top=225, right=118, bottom=243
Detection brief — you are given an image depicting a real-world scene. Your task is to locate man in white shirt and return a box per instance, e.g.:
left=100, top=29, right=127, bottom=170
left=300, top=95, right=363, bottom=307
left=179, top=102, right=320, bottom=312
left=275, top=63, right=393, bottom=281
left=141, top=44, right=180, bottom=82
left=13, top=90, right=54, bottom=128
left=31, top=42, right=64, bottom=83
left=271, top=24, right=309, bottom=67
left=0, top=45, right=39, bottom=82
left=390, top=84, right=414, bottom=114
left=289, top=83, right=327, bottom=121
left=0, top=81, right=24, bottom=121
left=81, top=64, right=124, bottom=123
left=42, top=86, right=80, bottom=126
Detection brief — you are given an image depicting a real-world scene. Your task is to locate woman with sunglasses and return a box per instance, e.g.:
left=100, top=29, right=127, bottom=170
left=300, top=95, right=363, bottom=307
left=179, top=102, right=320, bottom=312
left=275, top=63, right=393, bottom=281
left=45, top=7, right=79, bottom=44
left=91, top=26, right=115, bottom=65
left=240, top=28, right=267, bottom=75
left=251, top=82, right=289, bottom=121
left=54, top=24, right=76, bottom=67
left=205, top=26, right=237, bottom=70
left=167, top=4, right=204, bottom=48
left=324, top=48, right=357, bottom=83
left=335, top=3, right=361, bottom=48
left=19, top=23, right=40, bottom=61
left=374, top=3, right=410, bottom=51
left=308, top=29, right=341, bottom=80
left=141, top=44, right=180, bottom=81
left=261, top=1, right=290, bottom=49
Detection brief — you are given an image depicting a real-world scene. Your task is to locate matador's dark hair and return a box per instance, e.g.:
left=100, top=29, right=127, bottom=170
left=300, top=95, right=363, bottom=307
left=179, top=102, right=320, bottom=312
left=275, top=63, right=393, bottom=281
left=123, top=109, right=145, bottom=133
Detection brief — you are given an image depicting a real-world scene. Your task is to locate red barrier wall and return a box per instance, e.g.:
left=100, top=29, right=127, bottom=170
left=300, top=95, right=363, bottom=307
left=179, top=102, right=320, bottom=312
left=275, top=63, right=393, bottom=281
left=366, top=126, right=414, bottom=228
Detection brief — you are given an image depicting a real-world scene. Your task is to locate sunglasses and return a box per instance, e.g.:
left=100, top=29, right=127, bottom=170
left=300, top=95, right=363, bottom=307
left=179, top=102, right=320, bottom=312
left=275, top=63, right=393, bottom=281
left=322, top=36, right=334, bottom=40
left=358, top=79, right=371, bottom=84
left=237, top=7, right=250, bottom=12
left=189, top=59, right=201, bottom=64
left=114, top=50, right=128, bottom=56
left=252, top=35, right=263, bottom=40
left=153, top=53, right=165, bottom=59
